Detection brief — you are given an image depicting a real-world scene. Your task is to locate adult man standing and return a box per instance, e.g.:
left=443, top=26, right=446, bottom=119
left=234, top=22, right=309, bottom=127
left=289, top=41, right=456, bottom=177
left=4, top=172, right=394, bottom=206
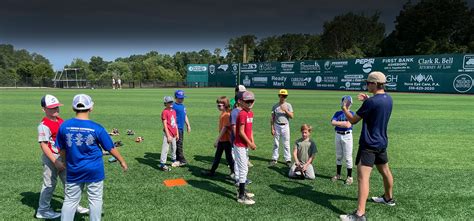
left=269, top=89, right=294, bottom=167
left=340, top=71, right=395, bottom=221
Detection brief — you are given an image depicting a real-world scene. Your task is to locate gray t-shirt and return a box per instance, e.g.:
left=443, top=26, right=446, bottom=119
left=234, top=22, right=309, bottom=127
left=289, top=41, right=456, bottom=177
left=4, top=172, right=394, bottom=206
left=230, top=107, right=242, bottom=142
left=295, top=138, right=317, bottom=164
left=272, top=102, right=293, bottom=124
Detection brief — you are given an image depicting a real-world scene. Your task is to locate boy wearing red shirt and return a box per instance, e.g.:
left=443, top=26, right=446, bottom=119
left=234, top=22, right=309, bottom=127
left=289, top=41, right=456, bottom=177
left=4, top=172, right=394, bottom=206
left=234, top=91, right=256, bottom=205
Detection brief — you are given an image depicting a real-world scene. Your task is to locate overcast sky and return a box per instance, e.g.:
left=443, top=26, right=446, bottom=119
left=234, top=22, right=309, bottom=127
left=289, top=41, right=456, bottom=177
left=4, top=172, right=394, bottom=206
left=1, top=0, right=473, bottom=70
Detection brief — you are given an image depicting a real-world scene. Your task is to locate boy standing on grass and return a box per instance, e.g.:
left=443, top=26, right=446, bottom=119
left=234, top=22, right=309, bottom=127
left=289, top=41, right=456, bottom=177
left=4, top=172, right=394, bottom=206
left=56, top=94, right=128, bottom=221
left=36, top=95, right=88, bottom=219
left=234, top=91, right=256, bottom=205
left=288, top=124, right=317, bottom=180
left=173, top=90, right=191, bottom=167
left=160, top=96, right=179, bottom=171
left=331, top=96, right=355, bottom=185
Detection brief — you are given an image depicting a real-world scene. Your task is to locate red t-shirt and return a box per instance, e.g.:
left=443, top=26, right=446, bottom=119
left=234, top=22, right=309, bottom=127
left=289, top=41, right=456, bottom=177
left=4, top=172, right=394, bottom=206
left=161, top=108, right=177, bottom=137
left=38, top=117, right=64, bottom=154
left=234, top=109, right=253, bottom=147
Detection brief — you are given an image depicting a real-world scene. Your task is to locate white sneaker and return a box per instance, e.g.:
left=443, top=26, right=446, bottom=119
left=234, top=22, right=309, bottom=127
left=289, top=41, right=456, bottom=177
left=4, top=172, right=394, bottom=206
left=36, top=210, right=61, bottom=219
left=237, top=196, right=255, bottom=205
left=171, top=161, right=181, bottom=167
left=76, top=206, right=89, bottom=214
left=372, top=195, right=396, bottom=206
left=331, top=175, right=341, bottom=182
left=345, top=177, right=354, bottom=185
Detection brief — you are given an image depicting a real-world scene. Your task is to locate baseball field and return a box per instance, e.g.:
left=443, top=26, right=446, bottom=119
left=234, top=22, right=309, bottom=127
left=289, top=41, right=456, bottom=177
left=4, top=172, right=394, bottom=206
left=1, top=88, right=473, bottom=220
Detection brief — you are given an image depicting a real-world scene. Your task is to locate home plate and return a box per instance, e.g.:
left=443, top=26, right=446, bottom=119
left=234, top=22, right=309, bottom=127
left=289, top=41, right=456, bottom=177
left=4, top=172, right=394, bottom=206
left=163, top=178, right=188, bottom=187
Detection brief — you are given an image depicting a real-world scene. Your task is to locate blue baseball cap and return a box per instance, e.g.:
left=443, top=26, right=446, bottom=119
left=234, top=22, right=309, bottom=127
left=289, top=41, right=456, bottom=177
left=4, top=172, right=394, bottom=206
left=341, top=95, right=352, bottom=106
left=175, top=90, right=186, bottom=99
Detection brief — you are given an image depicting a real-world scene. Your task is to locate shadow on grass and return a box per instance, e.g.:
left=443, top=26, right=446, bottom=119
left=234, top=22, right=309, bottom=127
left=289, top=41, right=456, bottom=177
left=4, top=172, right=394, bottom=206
left=20, top=192, right=87, bottom=221
left=269, top=181, right=356, bottom=215
left=193, top=154, right=272, bottom=166
left=135, top=152, right=161, bottom=170
left=267, top=165, right=289, bottom=177
left=187, top=179, right=236, bottom=200
left=186, top=164, right=234, bottom=186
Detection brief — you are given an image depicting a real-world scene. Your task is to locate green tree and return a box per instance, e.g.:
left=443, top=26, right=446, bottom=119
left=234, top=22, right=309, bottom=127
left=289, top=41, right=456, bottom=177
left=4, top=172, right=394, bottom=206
left=321, top=12, right=385, bottom=58
left=381, top=0, right=474, bottom=55
left=255, top=36, right=282, bottom=62
left=226, top=35, right=257, bottom=63
left=89, top=56, right=108, bottom=75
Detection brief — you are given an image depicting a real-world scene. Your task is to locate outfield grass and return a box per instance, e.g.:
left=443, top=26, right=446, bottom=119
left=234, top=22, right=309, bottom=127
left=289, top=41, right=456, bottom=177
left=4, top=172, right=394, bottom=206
left=1, top=88, right=473, bottom=220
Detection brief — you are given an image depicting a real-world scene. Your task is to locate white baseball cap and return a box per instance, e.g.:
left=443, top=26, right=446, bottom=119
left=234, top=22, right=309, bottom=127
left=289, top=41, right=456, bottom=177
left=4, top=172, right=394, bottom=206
left=72, top=94, right=94, bottom=110
left=235, top=85, right=247, bottom=93
left=41, top=94, right=63, bottom=108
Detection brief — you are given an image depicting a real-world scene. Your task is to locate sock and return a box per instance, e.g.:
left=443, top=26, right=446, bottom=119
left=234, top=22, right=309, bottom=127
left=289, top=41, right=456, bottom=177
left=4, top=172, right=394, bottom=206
left=336, top=165, right=342, bottom=175
left=239, top=183, right=245, bottom=198
left=347, top=168, right=353, bottom=177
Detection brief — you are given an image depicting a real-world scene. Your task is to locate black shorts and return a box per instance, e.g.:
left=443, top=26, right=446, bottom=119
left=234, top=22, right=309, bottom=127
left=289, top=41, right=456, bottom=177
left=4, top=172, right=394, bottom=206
left=355, top=146, right=388, bottom=167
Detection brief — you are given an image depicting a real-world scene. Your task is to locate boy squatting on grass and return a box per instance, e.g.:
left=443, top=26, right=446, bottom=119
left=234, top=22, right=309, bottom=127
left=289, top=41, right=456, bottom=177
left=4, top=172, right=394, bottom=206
left=36, top=94, right=88, bottom=219
left=56, top=94, right=127, bottom=221
left=288, top=124, right=317, bottom=180
left=160, top=96, right=179, bottom=171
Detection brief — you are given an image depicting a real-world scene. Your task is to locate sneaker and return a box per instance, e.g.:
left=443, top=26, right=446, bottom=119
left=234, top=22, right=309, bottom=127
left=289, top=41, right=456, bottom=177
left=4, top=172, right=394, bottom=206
left=236, top=190, right=255, bottom=198
left=345, top=177, right=353, bottom=185
left=229, top=173, right=235, bottom=180
left=171, top=161, right=181, bottom=167
left=331, top=175, right=341, bottom=182
left=339, top=211, right=367, bottom=221
left=36, top=210, right=61, bottom=219
left=237, top=196, right=255, bottom=205
left=268, top=160, right=277, bottom=166
left=108, top=156, right=117, bottom=163
left=372, top=195, right=396, bottom=206
left=113, top=141, right=123, bottom=147
left=126, top=129, right=135, bottom=135
left=76, top=206, right=89, bottom=214
left=248, top=161, right=254, bottom=168
left=160, top=165, right=170, bottom=171
left=286, top=161, right=292, bottom=167
left=179, top=161, right=187, bottom=167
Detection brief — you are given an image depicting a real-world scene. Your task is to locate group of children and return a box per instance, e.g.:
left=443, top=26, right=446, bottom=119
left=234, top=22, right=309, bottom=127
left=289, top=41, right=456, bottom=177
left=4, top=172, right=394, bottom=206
left=36, top=87, right=356, bottom=219
left=156, top=86, right=355, bottom=205
left=36, top=94, right=128, bottom=220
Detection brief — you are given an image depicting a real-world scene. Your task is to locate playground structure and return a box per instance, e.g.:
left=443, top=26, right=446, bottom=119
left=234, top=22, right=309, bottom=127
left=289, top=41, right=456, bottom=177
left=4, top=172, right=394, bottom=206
left=53, top=68, right=88, bottom=88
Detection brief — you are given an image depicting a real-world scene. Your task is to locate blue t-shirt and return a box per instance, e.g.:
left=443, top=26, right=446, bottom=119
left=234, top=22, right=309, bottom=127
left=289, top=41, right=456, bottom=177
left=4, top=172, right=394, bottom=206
left=229, top=107, right=241, bottom=143
left=356, top=93, right=393, bottom=149
left=332, top=110, right=355, bottom=131
left=56, top=118, right=115, bottom=183
left=173, top=102, right=186, bottom=130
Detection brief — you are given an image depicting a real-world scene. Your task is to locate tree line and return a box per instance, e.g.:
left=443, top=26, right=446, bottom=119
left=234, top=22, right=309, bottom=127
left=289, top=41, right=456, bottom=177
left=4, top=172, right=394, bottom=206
left=1, top=0, right=473, bottom=85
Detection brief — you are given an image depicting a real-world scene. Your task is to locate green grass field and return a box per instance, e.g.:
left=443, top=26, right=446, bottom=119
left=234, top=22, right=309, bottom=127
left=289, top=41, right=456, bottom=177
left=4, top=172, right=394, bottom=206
left=1, top=88, right=473, bottom=220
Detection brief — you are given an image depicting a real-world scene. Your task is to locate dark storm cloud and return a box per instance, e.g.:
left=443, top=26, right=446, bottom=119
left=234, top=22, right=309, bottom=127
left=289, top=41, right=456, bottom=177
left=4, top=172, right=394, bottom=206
left=1, top=0, right=408, bottom=44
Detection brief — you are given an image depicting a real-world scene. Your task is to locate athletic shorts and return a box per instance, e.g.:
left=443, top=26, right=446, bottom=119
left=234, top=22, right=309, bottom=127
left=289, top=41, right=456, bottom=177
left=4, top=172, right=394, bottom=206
left=355, top=146, right=388, bottom=167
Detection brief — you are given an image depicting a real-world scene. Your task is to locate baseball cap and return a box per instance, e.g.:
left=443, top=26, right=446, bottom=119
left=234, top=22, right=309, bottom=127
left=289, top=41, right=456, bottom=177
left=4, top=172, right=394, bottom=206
left=235, top=85, right=247, bottom=93
left=41, top=94, right=63, bottom=108
left=242, top=91, right=255, bottom=101
left=164, top=96, right=174, bottom=103
left=341, top=95, right=353, bottom=107
left=365, top=71, right=386, bottom=83
left=174, top=90, right=186, bottom=99
left=72, top=94, right=94, bottom=110
left=278, top=89, right=288, bottom=96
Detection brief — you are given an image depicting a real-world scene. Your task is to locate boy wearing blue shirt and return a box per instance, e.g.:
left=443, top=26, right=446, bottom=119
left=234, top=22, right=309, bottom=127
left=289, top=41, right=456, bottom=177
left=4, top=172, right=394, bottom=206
left=331, top=96, right=355, bottom=185
left=56, top=94, right=128, bottom=221
left=173, top=90, right=191, bottom=167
